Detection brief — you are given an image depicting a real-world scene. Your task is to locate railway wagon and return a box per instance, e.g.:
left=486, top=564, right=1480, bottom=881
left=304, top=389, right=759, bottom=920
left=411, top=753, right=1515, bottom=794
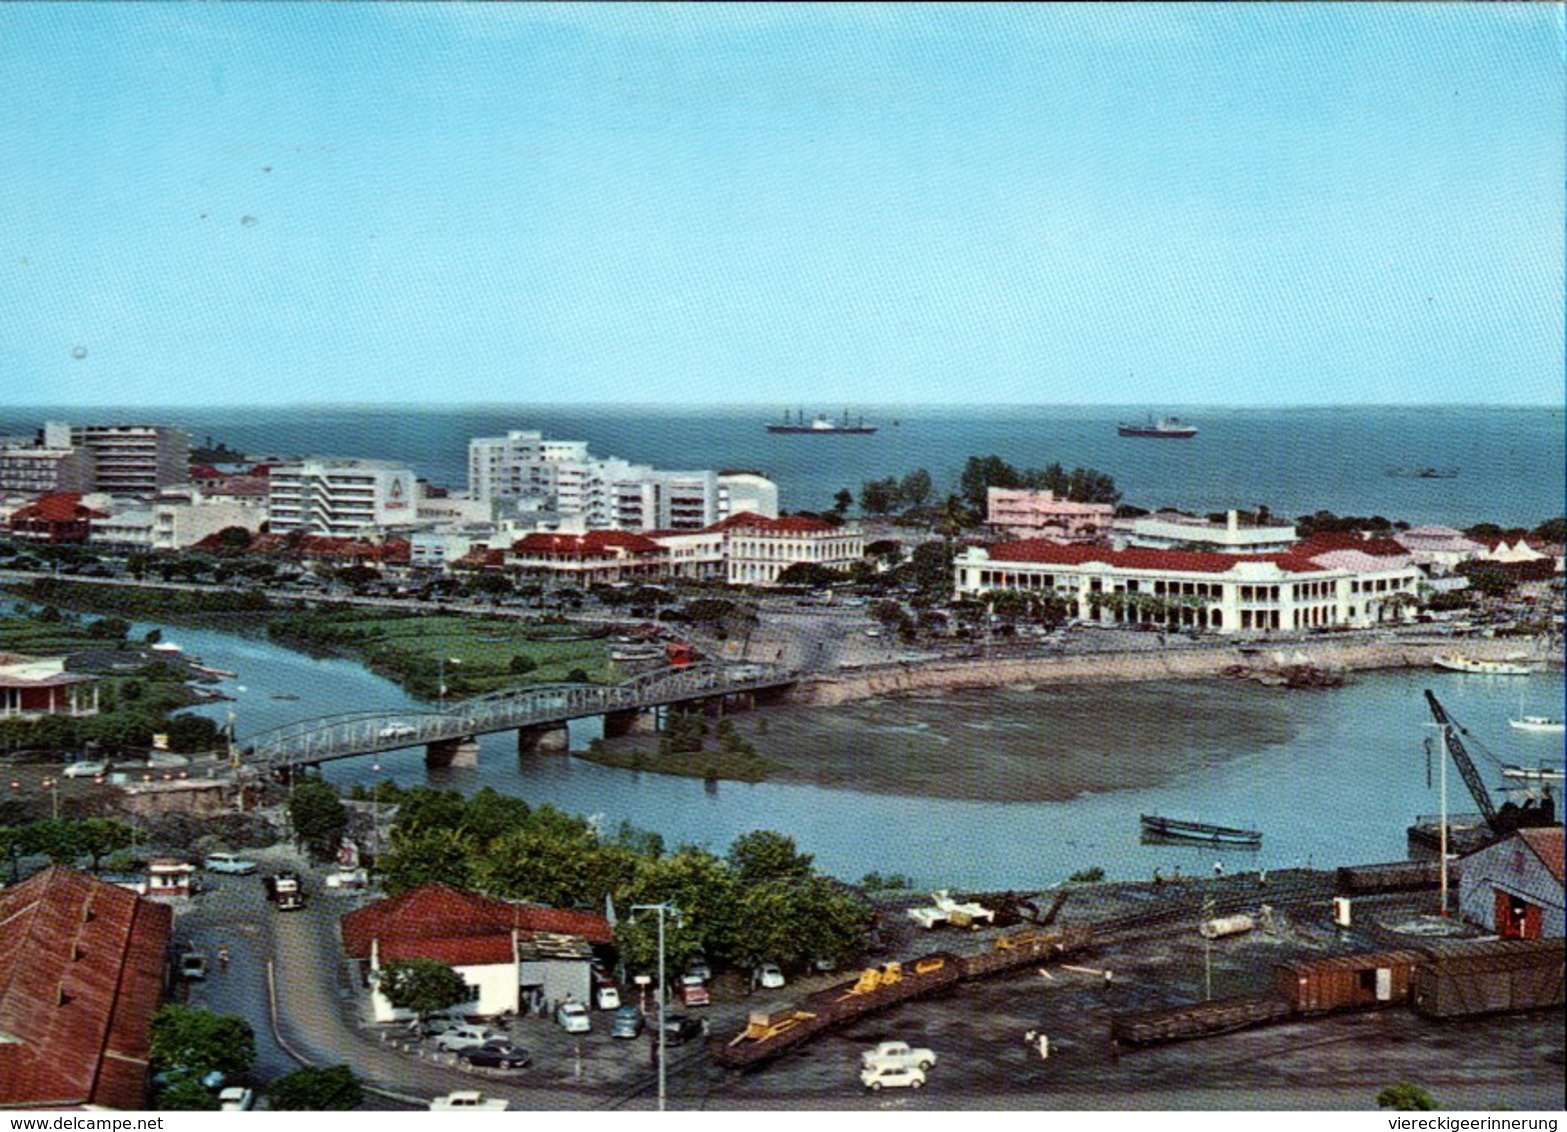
left=1110, top=995, right=1291, bottom=1046
left=1335, top=860, right=1442, bottom=895
left=1275, top=949, right=1426, bottom=1014
left=712, top=952, right=962, bottom=1068
left=954, top=925, right=1091, bottom=980
left=1412, top=938, right=1564, bottom=1019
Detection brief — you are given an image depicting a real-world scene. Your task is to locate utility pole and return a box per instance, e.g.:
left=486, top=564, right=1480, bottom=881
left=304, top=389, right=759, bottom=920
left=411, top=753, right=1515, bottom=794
left=1202, top=897, right=1215, bottom=1001
left=630, top=902, right=680, bottom=1111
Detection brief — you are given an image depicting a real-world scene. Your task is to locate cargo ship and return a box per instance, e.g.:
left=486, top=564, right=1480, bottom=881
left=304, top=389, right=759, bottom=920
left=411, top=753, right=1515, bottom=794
left=1117, top=415, right=1198, bottom=439
left=767, top=409, right=878, bottom=435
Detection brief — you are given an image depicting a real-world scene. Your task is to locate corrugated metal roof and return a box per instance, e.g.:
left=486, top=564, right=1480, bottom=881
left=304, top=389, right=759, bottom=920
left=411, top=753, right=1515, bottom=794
left=0, top=866, right=172, bottom=1110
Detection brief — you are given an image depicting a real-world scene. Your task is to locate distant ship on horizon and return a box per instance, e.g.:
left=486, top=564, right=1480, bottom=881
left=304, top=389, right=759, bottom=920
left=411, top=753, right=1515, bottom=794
left=766, top=409, right=878, bottom=435
left=1117, top=415, right=1198, bottom=439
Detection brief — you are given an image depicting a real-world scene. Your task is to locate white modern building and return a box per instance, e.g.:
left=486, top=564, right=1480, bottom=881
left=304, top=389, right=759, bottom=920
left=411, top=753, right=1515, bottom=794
left=44, top=421, right=189, bottom=499
left=1116, top=509, right=1299, bottom=554
left=150, top=488, right=267, bottom=551
left=88, top=507, right=155, bottom=552
left=717, top=471, right=780, bottom=521
left=954, top=540, right=1422, bottom=633
left=267, top=459, right=418, bottom=537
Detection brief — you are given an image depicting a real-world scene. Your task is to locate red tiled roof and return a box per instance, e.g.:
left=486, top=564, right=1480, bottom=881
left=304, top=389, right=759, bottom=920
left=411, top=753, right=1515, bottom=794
left=706, top=511, right=837, bottom=534
left=1294, top=533, right=1410, bottom=558
left=1519, top=827, right=1565, bottom=886
left=0, top=866, right=172, bottom=1110
left=982, top=540, right=1331, bottom=575
left=9, top=493, right=108, bottom=524
left=188, top=464, right=226, bottom=480
left=510, top=530, right=664, bottom=557
left=341, top=884, right=613, bottom=965
left=208, top=476, right=269, bottom=497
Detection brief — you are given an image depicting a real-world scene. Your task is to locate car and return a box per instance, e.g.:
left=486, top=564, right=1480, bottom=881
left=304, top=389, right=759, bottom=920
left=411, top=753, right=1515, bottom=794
left=179, top=951, right=208, bottom=980
left=610, top=1005, right=645, bottom=1039
left=864, top=628, right=882, bottom=638
left=554, top=1001, right=591, bottom=1034
left=458, top=1040, right=531, bottom=1070
left=61, top=759, right=108, bottom=779
left=684, top=952, right=711, bottom=982
left=752, top=963, right=786, bottom=990
left=429, top=1091, right=509, bottom=1111
left=203, top=852, right=258, bottom=875
left=377, top=722, right=417, bottom=740
left=659, top=1013, right=706, bottom=1046
left=218, top=1087, right=255, bottom=1111
left=677, top=973, right=710, bottom=1007
left=861, top=1064, right=926, bottom=1092
left=435, top=1024, right=503, bottom=1052
left=861, top=1040, right=936, bottom=1072
left=594, top=983, right=621, bottom=1011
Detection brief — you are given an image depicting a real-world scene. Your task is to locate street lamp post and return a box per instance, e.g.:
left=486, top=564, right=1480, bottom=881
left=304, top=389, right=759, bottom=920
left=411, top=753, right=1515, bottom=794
left=41, top=776, right=60, bottom=821
left=630, top=902, right=680, bottom=1111
left=370, top=762, right=381, bottom=866
left=438, top=656, right=462, bottom=709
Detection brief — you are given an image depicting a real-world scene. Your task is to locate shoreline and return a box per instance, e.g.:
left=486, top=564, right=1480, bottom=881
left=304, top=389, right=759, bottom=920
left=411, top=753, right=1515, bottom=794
left=788, top=635, right=1562, bottom=706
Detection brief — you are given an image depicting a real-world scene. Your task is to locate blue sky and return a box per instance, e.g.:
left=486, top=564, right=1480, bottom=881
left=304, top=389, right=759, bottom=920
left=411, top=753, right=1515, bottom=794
left=1, top=2, right=1561, bottom=407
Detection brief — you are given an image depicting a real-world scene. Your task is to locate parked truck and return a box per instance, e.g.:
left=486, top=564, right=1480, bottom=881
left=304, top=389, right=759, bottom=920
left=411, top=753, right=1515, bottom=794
left=262, top=870, right=306, bottom=911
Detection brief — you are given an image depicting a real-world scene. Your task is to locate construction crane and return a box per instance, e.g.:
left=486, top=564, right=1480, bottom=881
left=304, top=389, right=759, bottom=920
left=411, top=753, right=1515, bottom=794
left=1423, top=689, right=1557, bottom=837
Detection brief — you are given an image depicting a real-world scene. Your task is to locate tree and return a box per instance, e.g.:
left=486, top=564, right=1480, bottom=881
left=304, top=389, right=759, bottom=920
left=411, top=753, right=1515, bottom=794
left=900, top=468, right=934, bottom=509
left=959, top=455, right=1021, bottom=511
left=727, top=830, right=814, bottom=887
left=86, top=616, right=130, bottom=640
left=465, top=572, right=513, bottom=599
left=832, top=488, right=853, bottom=515
left=149, top=1005, right=256, bottom=1081
left=376, top=958, right=470, bottom=1022
left=289, top=778, right=348, bottom=861
left=216, top=526, right=254, bottom=553
left=20, top=819, right=85, bottom=864
left=156, top=1076, right=221, bottom=1111
left=378, top=827, right=475, bottom=896
left=267, top=1065, right=364, bottom=1111
left=727, top=876, right=870, bottom=971
left=76, top=817, right=133, bottom=872
left=774, top=562, right=845, bottom=588
left=165, top=713, right=221, bottom=754
left=508, top=654, right=538, bottom=675
left=616, top=847, right=738, bottom=972
left=460, top=787, right=533, bottom=845
left=1377, top=1083, right=1438, bottom=1111
left=474, top=828, right=639, bottom=909
left=858, top=476, right=902, bottom=517
left=1532, top=516, right=1566, bottom=543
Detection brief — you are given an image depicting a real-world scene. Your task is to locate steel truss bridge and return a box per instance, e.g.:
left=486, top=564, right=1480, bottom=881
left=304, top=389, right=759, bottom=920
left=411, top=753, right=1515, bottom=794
left=239, top=663, right=797, bottom=775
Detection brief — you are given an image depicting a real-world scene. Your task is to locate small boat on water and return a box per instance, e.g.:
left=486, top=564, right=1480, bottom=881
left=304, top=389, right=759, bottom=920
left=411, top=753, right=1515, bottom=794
left=270, top=693, right=301, bottom=701
left=1500, top=764, right=1565, bottom=784
left=1386, top=466, right=1460, bottom=479
left=1433, top=654, right=1535, bottom=676
left=1140, top=814, right=1262, bottom=848
left=1508, top=715, right=1565, bottom=734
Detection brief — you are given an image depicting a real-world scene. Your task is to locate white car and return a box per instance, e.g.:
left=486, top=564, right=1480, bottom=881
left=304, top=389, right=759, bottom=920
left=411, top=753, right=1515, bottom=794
left=429, top=1091, right=508, bottom=1111
left=861, top=1040, right=936, bottom=1072
left=753, top=963, right=786, bottom=990
left=594, top=984, right=621, bottom=1011
left=434, top=1024, right=501, bottom=1052
left=62, top=759, right=108, bottom=779
left=203, top=852, right=258, bottom=875
left=861, top=1063, right=926, bottom=1091
left=377, top=722, right=417, bottom=740
left=554, top=1001, right=591, bottom=1034
left=218, top=1087, right=254, bottom=1111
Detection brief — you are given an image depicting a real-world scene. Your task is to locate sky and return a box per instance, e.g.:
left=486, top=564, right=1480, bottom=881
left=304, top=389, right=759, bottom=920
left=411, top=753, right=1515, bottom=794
left=1, top=2, right=1562, bottom=408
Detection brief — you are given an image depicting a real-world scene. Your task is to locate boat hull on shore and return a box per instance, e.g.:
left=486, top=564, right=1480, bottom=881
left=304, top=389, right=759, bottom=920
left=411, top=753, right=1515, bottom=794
left=1433, top=654, right=1535, bottom=676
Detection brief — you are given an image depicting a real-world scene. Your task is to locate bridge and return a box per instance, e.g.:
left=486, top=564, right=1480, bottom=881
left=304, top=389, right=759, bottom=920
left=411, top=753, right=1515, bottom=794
left=239, top=662, right=799, bottom=775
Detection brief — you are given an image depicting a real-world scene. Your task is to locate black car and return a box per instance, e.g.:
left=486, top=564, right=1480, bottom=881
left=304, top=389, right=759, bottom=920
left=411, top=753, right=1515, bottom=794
left=458, top=1040, right=531, bottom=1070
left=659, top=1014, right=706, bottom=1046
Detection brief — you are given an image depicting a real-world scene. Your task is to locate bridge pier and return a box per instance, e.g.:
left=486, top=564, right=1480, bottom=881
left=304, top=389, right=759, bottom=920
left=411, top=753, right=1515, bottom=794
left=517, top=724, right=570, bottom=756
left=604, top=709, right=658, bottom=738
left=426, top=736, right=480, bottom=769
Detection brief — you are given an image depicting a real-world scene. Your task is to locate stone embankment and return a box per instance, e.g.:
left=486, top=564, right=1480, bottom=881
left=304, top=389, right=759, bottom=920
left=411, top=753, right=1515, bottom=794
left=793, top=636, right=1560, bottom=707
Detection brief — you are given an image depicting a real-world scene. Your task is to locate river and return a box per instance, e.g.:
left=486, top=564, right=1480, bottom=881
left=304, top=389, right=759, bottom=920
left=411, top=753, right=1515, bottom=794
left=149, top=619, right=1563, bottom=891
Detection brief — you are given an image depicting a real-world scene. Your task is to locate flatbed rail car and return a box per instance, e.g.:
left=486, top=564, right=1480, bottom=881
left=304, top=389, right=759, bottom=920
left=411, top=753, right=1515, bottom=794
left=712, top=926, right=1092, bottom=1069
left=1111, top=995, right=1291, bottom=1046
left=1334, top=860, right=1443, bottom=895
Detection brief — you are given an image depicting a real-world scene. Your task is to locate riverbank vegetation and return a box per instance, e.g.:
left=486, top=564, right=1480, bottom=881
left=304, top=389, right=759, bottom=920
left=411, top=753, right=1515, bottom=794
left=355, top=781, right=870, bottom=974
left=265, top=609, right=610, bottom=699
left=576, top=712, right=782, bottom=783
left=6, top=575, right=273, bottom=617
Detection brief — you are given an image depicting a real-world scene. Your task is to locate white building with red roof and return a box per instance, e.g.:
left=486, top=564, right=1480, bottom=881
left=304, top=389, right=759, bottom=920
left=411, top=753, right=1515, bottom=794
left=0, top=866, right=173, bottom=1110
left=340, top=884, right=614, bottom=1021
left=0, top=653, right=100, bottom=720
left=711, top=512, right=865, bottom=585
left=955, top=538, right=1421, bottom=633
left=503, top=529, right=668, bottom=586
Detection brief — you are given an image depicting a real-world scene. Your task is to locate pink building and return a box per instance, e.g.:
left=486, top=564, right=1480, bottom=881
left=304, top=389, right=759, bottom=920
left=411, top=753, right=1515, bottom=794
left=986, top=488, right=1113, bottom=543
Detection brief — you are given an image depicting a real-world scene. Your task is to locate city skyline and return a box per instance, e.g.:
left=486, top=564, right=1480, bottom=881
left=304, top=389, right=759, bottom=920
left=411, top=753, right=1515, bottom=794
left=3, top=3, right=1562, bottom=409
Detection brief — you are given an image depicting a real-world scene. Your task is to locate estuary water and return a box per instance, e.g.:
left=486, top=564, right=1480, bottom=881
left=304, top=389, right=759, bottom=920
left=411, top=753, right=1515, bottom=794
left=4, top=403, right=1562, bottom=528
left=153, top=620, right=1565, bottom=891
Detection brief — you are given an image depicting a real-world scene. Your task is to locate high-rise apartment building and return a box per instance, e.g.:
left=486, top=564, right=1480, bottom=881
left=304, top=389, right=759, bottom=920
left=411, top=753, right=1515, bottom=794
left=42, top=421, right=189, bottom=499
left=0, top=444, right=94, bottom=496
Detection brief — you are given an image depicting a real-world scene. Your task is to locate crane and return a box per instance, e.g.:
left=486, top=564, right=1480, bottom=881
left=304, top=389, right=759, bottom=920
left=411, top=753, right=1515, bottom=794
left=1423, top=689, right=1557, bottom=837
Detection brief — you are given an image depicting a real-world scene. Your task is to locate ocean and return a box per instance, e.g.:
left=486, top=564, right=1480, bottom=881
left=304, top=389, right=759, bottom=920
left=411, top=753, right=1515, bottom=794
left=2, top=404, right=1561, bottom=529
